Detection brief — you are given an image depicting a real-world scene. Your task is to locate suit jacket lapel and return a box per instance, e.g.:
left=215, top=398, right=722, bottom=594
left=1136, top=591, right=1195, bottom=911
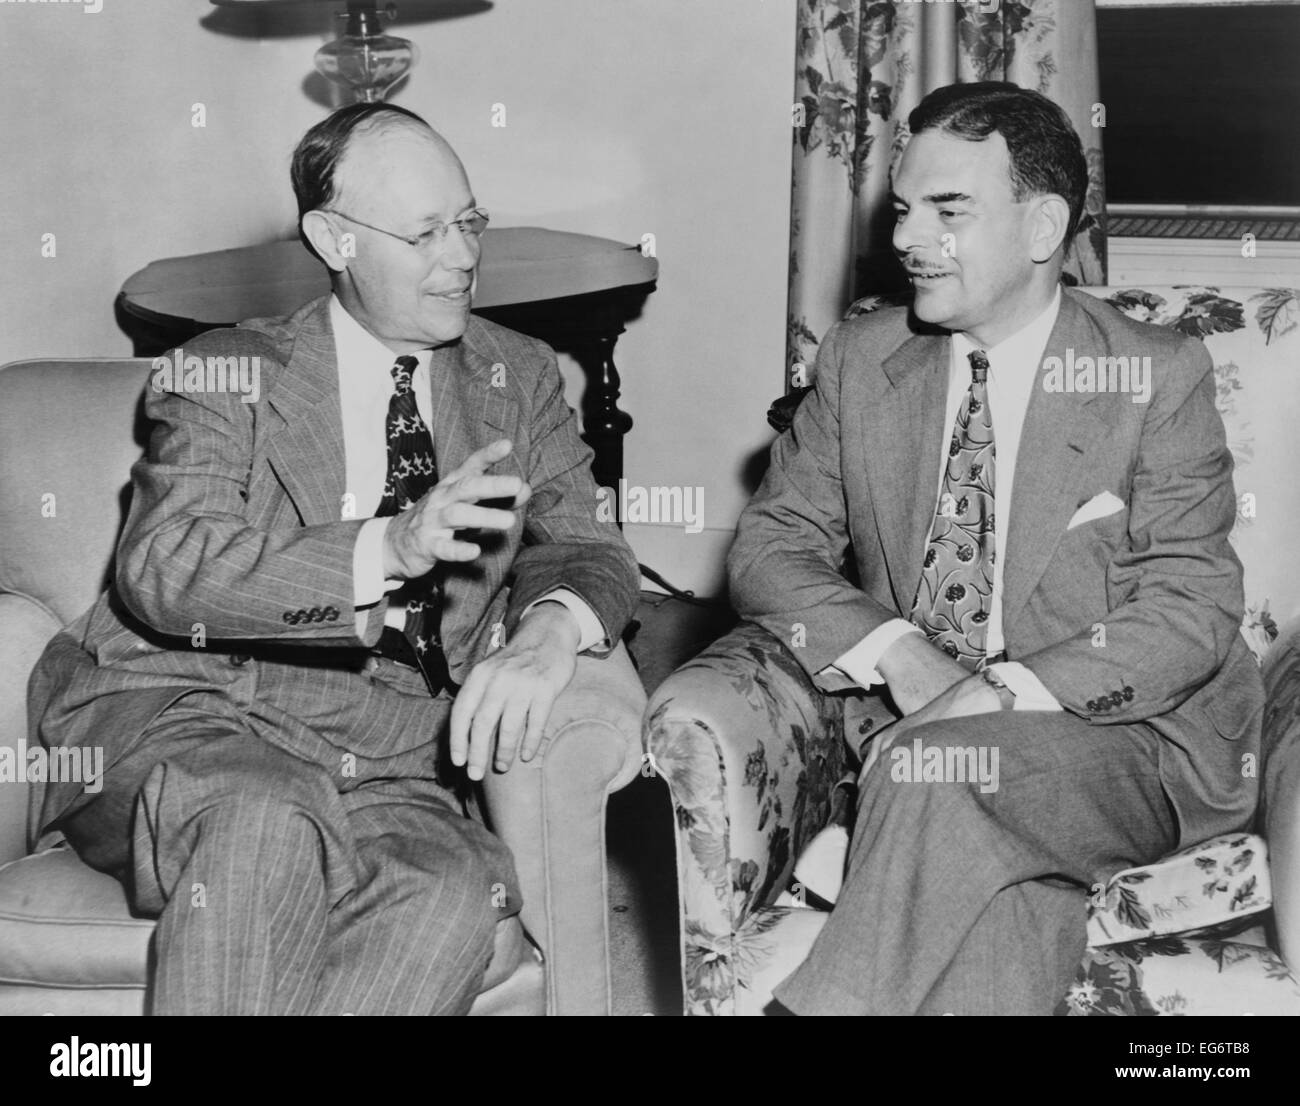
left=1001, top=290, right=1112, bottom=627
left=264, top=297, right=347, bottom=527
left=857, top=331, right=950, bottom=614
left=427, top=327, right=513, bottom=478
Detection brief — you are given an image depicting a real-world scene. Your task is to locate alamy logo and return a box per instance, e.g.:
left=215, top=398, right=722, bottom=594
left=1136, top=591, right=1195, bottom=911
left=595, top=481, right=704, bottom=534
left=1042, top=348, right=1152, bottom=404
left=50, top=1038, right=150, bottom=1086
left=151, top=348, right=261, bottom=404
left=890, top=737, right=1000, bottom=794
left=0, top=739, right=102, bottom=793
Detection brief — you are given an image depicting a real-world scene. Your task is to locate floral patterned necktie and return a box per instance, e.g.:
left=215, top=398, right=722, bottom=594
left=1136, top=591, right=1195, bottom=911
left=375, top=355, right=453, bottom=694
left=908, top=348, right=995, bottom=671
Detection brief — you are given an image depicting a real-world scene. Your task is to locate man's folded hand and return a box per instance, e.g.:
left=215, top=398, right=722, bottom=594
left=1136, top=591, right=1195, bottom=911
left=449, top=601, right=580, bottom=781
left=876, top=631, right=970, bottom=716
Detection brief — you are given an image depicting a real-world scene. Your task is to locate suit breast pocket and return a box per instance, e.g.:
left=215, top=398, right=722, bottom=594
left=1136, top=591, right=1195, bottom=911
left=1059, top=504, right=1129, bottom=584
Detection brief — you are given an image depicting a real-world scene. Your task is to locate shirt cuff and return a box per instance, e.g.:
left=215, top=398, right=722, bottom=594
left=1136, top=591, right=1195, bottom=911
left=523, top=588, right=607, bottom=653
left=989, top=661, right=1063, bottom=712
left=353, top=517, right=404, bottom=635
left=822, top=620, right=923, bottom=689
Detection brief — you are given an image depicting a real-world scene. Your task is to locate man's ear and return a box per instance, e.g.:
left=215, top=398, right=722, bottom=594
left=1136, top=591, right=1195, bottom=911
left=1028, top=193, right=1072, bottom=264
left=301, top=211, right=351, bottom=274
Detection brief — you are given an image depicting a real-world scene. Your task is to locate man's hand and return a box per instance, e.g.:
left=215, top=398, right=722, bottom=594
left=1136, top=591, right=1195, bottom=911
left=890, top=672, right=1004, bottom=738
left=876, top=631, right=971, bottom=716
left=449, top=602, right=580, bottom=781
left=382, top=439, right=530, bottom=581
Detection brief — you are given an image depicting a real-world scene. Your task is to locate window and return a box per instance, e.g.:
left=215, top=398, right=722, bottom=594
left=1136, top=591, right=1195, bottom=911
left=1097, top=0, right=1299, bottom=232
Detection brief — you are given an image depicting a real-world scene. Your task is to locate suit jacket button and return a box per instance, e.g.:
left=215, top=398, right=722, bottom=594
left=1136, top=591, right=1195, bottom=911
left=1086, top=699, right=1097, bottom=712
left=324, top=606, right=339, bottom=622
left=1110, top=690, right=1124, bottom=707
left=1122, top=686, right=1134, bottom=701
left=283, top=611, right=295, bottom=624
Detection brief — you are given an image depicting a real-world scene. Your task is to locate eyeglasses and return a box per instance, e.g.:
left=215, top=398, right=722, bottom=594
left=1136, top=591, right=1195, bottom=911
left=323, top=207, right=490, bottom=252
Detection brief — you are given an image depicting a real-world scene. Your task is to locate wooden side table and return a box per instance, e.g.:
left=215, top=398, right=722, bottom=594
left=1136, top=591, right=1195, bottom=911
left=118, top=228, right=658, bottom=492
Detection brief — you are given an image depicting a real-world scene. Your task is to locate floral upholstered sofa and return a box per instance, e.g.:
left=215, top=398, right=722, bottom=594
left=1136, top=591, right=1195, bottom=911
left=644, top=285, right=1300, bottom=1016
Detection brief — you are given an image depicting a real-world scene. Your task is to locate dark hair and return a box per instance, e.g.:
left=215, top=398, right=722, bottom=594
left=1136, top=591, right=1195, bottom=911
left=290, top=102, right=431, bottom=220
left=908, top=81, right=1088, bottom=241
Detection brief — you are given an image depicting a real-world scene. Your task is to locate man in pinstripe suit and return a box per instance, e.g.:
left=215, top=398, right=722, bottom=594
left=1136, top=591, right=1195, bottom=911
left=26, top=104, right=639, bottom=1014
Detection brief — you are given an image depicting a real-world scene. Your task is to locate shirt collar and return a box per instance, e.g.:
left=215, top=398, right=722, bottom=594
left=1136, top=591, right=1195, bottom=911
left=951, top=285, right=1062, bottom=373
left=329, top=295, right=431, bottom=378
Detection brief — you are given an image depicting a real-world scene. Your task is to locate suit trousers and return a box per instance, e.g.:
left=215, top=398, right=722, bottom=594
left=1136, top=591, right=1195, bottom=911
left=773, top=710, right=1178, bottom=1016
left=60, top=664, right=520, bottom=1016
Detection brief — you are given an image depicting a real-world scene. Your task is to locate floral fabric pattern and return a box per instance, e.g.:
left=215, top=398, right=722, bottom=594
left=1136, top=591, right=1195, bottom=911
left=1086, top=834, right=1271, bottom=948
left=1060, top=932, right=1300, bottom=1016
left=645, top=623, right=846, bottom=1016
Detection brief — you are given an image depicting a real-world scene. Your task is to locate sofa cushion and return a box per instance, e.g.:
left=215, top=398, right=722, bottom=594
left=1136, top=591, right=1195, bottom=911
left=0, top=847, right=152, bottom=989
left=1086, top=832, right=1272, bottom=947
left=0, top=360, right=153, bottom=626
left=0, top=843, right=533, bottom=1004
left=1060, top=928, right=1300, bottom=1016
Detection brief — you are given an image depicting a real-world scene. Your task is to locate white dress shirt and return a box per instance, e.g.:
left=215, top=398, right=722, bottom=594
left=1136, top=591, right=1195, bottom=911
left=330, top=297, right=605, bottom=650
left=828, top=287, right=1064, bottom=711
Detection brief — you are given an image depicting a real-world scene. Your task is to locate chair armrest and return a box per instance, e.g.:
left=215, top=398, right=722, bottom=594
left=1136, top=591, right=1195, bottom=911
left=1263, top=616, right=1300, bottom=971
left=0, top=594, right=60, bottom=865
left=643, top=621, right=847, bottom=1016
left=479, top=641, right=644, bottom=1016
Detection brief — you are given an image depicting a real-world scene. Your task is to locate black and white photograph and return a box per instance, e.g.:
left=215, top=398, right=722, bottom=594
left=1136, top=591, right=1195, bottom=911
left=1, top=0, right=1298, bottom=1063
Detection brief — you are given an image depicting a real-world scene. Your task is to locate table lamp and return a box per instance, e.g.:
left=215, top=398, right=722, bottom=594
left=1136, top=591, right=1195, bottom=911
left=210, top=0, right=417, bottom=103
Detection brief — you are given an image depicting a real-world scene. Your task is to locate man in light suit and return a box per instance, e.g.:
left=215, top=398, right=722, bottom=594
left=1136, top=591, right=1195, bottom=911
left=729, top=82, right=1262, bottom=1015
left=27, top=103, right=639, bottom=1014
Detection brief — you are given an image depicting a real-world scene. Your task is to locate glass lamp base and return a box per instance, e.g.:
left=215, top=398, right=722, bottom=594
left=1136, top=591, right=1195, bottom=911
left=314, top=8, right=416, bottom=103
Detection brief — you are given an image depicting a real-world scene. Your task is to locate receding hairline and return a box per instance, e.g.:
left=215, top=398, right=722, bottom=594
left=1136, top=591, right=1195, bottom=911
left=331, top=113, right=468, bottom=214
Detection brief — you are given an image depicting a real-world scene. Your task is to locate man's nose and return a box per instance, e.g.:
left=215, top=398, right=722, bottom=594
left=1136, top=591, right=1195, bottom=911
left=439, top=224, right=478, bottom=271
left=892, top=209, right=925, bottom=256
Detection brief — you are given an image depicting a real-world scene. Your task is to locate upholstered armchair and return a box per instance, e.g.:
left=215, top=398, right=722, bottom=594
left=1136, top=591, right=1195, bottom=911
left=645, top=285, right=1300, bottom=1016
left=0, top=358, right=646, bottom=1016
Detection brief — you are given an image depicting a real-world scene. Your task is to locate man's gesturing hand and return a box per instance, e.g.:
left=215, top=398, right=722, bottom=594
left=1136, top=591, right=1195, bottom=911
left=382, top=438, right=530, bottom=581
left=450, top=603, right=580, bottom=781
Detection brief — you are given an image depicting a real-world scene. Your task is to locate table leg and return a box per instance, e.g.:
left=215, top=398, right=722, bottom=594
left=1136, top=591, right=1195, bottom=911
left=573, top=334, right=634, bottom=498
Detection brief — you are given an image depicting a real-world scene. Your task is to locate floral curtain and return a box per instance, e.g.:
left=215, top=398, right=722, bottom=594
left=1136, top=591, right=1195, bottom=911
left=788, top=0, right=1108, bottom=374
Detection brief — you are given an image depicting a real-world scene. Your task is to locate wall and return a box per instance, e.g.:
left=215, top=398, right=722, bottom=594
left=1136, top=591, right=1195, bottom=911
left=0, top=0, right=797, bottom=598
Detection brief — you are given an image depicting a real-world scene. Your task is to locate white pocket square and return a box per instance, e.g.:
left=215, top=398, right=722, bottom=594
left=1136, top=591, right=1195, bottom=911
left=1068, top=491, right=1125, bottom=530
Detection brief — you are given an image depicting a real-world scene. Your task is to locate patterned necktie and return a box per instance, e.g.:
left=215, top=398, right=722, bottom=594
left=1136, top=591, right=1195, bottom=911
left=375, top=355, right=453, bottom=694
left=909, top=348, right=995, bottom=671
